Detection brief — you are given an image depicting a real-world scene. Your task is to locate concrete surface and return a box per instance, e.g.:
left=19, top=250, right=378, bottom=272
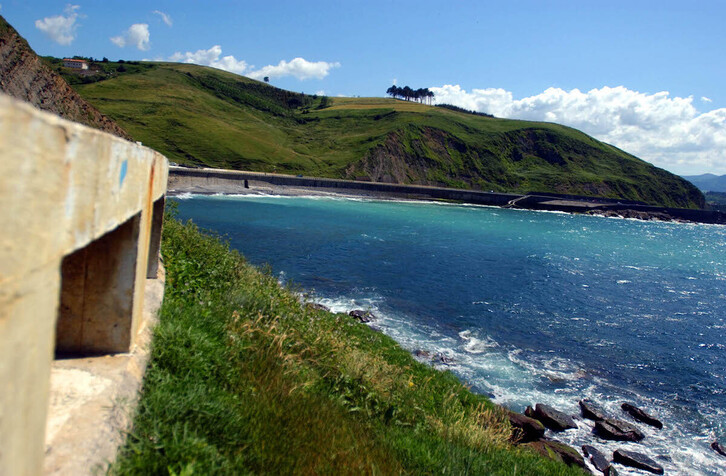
left=44, top=267, right=165, bottom=475
left=0, top=92, right=168, bottom=476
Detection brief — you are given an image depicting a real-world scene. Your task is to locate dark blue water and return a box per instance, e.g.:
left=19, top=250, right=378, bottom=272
left=175, top=194, right=726, bottom=474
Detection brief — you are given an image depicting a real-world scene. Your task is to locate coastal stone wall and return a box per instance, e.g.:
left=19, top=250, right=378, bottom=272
left=168, top=167, right=521, bottom=206
left=0, top=93, right=168, bottom=476
left=168, top=167, right=725, bottom=224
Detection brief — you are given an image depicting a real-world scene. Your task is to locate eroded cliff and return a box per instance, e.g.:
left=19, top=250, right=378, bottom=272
left=0, top=16, right=131, bottom=140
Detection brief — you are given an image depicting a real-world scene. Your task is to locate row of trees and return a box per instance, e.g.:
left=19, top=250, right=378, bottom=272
left=386, top=85, right=435, bottom=104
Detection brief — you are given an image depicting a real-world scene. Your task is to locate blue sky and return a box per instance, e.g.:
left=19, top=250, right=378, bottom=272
left=2, top=1, right=725, bottom=175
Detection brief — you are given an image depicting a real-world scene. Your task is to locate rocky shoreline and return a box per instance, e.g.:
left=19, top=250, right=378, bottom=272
left=329, top=307, right=726, bottom=475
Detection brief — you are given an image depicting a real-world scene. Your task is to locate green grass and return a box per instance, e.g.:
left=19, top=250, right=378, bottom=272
left=67, top=61, right=703, bottom=208
left=111, top=209, right=585, bottom=475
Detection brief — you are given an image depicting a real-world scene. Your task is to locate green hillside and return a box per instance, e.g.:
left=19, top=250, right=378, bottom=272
left=66, top=61, right=703, bottom=208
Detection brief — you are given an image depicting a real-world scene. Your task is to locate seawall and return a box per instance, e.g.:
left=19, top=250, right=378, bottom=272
left=168, top=167, right=726, bottom=225
left=168, top=167, right=521, bottom=206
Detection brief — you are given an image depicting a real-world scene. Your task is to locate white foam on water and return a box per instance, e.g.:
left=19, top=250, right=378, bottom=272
left=307, top=291, right=725, bottom=475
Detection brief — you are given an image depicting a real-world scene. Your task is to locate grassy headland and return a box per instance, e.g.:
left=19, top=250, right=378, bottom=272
left=61, top=60, right=703, bottom=208
left=111, top=209, right=583, bottom=475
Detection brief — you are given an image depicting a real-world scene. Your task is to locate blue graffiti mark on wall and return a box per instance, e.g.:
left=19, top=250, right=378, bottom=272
left=119, top=160, right=128, bottom=188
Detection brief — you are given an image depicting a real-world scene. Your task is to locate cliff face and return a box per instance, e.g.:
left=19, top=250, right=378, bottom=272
left=0, top=16, right=132, bottom=140
left=344, top=124, right=705, bottom=209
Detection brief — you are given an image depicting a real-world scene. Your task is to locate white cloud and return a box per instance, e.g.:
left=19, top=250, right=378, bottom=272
left=169, top=45, right=249, bottom=74
left=701, top=96, right=713, bottom=103
left=167, top=47, right=340, bottom=82
left=110, top=23, right=150, bottom=51
left=247, top=57, right=340, bottom=81
left=430, top=84, right=726, bottom=175
left=153, top=10, right=172, bottom=27
left=35, top=4, right=80, bottom=46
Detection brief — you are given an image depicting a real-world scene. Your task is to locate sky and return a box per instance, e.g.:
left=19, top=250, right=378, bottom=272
left=2, top=1, right=725, bottom=176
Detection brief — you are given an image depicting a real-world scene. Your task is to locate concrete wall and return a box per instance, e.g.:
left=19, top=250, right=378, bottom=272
left=168, top=167, right=522, bottom=206
left=0, top=93, right=168, bottom=476
left=169, top=167, right=726, bottom=225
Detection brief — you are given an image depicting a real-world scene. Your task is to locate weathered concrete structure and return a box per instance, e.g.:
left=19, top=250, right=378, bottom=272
left=0, top=93, right=168, bottom=475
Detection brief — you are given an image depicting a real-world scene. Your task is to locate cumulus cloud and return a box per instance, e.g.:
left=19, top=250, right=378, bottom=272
left=35, top=4, right=80, bottom=45
left=169, top=45, right=249, bottom=74
left=110, top=23, right=151, bottom=51
left=153, top=10, right=172, bottom=27
left=247, top=58, right=340, bottom=81
left=168, top=46, right=340, bottom=81
left=701, top=96, right=713, bottom=103
left=430, top=84, right=726, bottom=174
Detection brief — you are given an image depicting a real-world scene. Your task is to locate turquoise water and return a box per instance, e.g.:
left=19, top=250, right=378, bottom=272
left=175, top=194, right=726, bottom=474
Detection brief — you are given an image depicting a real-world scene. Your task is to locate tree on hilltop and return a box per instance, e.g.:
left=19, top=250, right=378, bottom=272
left=386, top=84, right=434, bottom=104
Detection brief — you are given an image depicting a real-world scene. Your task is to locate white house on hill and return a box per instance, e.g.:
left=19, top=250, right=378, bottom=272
left=62, top=58, right=89, bottom=70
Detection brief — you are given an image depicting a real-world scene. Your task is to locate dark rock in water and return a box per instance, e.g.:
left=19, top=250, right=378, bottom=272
left=507, top=411, right=545, bottom=443
left=580, top=399, right=609, bottom=421
left=524, top=405, right=536, bottom=419
left=434, top=353, right=455, bottom=365
left=613, top=449, right=664, bottom=474
left=712, top=441, right=726, bottom=457
left=306, top=302, right=330, bottom=312
left=604, top=466, right=619, bottom=476
left=533, top=403, right=577, bottom=432
left=582, top=445, right=610, bottom=473
left=413, top=350, right=454, bottom=365
left=523, top=439, right=586, bottom=469
left=594, top=418, right=645, bottom=442
left=348, top=309, right=375, bottom=323
left=621, top=402, right=663, bottom=429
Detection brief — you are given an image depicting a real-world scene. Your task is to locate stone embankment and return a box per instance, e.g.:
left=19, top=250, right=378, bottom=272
left=168, top=167, right=726, bottom=225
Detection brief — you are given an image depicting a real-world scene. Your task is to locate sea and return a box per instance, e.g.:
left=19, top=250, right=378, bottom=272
left=174, top=193, right=726, bottom=475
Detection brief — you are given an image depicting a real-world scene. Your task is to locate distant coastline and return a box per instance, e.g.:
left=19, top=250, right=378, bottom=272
left=168, top=166, right=726, bottom=225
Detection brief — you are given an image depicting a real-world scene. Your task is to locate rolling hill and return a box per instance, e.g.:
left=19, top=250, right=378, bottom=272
left=61, top=60, right=703, bottom=208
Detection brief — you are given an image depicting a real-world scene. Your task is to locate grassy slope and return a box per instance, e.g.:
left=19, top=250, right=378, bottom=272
left=112, top=211, right=583, bottom=475
left=72, top=62, right=703, bottom=208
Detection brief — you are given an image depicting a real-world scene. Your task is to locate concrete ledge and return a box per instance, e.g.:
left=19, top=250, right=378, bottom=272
left=0, top=92, right=168, bottom=476
left=44, top=265, right=164, bottom=475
